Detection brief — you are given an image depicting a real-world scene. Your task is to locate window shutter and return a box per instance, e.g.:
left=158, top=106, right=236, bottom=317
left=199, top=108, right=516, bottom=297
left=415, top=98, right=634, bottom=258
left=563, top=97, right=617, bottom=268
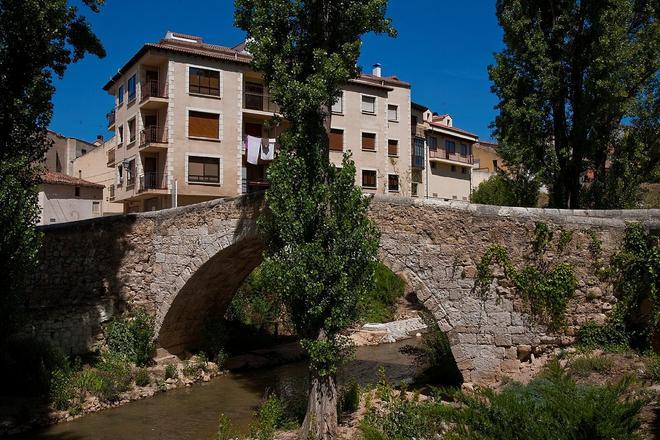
left=189, top=111, right=219, bottom=139
left=388, top=139, right=398, bottom=156
left=362, top=133, right=376, bottom=150
left=329, top=129, right=343, bottom=151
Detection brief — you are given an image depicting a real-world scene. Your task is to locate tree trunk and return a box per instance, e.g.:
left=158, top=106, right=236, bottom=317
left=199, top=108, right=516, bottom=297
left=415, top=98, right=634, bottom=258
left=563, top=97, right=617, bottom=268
left=299, top=371, right=338, bottom=440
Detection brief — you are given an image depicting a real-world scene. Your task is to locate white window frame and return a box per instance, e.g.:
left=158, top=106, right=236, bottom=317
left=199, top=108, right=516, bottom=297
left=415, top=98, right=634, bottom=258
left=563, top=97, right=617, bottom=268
left=185, top=153, right=223, bottom=186
left=332, top=91, right=344, bottom=114
left=186, top=107, right=224, bottom=141
left=387, top=104, right=399, bottom=122
left=186, top=64, right=223, bottom=99
left=361, top=94, right=376, bottom=115
left=360, top=130, right=378, bottom=152
left=360, top=167, right=378, bottom=190
left=329, top=126, right=345, bottom=152
left=387, top=173, right=400, bottom=193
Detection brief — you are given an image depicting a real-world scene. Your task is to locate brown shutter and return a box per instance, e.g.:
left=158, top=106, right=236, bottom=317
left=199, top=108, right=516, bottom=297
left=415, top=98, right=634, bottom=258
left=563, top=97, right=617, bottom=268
left=362, top=132, right=376, bottom=150
left=388, top=139, right=398, bottom=156
left=329, top=129, right=344, bottom=151
left=189, top=111, right=219, bottom=139
left=188, top=157, right=204, bottom=178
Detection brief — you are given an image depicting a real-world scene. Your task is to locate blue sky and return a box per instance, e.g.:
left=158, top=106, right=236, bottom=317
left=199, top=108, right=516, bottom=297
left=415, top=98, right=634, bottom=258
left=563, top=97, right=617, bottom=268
left=51, top=0, right=503, bottom=142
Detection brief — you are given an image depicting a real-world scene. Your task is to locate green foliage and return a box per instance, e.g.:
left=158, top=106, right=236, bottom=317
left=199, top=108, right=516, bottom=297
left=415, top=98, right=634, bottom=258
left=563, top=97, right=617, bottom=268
left=134, top=368, right=150, bottom=387
left=104, top=308, right=155, bottom=367
left=215, top=350, right=229, bottom=370
left=558, top=229, right=575, bottom=253
left=568, top=355, right=614, bottom=378
left=647, top=355, right=660, bottom=382
left=93, top=353, right=132, bottom=402
left=164, top=363, right=178, bottom=380
left=577, top=321, right=630, bottom=351
left=217, top=413, right=238, bottom=440
left=199, top=318, right=230, bottom=359
left=183, top=353, right=208, bottom=378
left=470, top=173, right=539, bottom=207
left=50, top=368, right=74, bottom=410
left=490, top=0, right=660, bottom=209
left=0, top=0, right=105, bottom=342
left=362, top=361, right=644, bottom=440
left=359, top=263, right=406, bottom=323
left=226, top=266, right=282, bottom=329
left=338, top=380, right=360, bottom=414
left=475, top=224, right=577, bottom=328
left=609, top=223, right=659, bottom=349
left=400, top=312, right=463, bottom=386
left=249, top=394, right=298, bottom=440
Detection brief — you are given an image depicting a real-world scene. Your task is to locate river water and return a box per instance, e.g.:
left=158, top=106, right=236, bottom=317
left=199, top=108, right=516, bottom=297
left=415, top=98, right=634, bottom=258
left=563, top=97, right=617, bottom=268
left=27, top=340, right=420, bottom=440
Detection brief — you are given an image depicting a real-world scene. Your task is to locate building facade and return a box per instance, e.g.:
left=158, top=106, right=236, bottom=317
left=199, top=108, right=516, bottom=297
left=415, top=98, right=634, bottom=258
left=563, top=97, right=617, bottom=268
left=45, top=131, right=97, bottom=176
left=38, top=172, right=104, bottom=225
left=102, top=32, right=412, bottom=212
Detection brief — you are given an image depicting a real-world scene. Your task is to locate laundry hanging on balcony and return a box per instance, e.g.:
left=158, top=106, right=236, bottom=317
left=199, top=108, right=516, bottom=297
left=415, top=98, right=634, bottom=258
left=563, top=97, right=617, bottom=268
left=246, top=135, right=261, bottom=165
left=260, top=138, right=276, bottom=161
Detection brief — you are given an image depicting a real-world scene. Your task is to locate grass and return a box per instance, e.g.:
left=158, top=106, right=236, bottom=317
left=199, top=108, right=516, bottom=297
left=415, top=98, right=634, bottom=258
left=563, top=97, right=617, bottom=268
left=568, top=355, right=614, bottom=377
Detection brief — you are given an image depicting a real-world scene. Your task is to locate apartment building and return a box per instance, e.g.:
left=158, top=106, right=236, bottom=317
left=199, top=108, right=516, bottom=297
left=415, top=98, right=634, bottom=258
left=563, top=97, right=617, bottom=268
left=45, top=130, right=97, bottom=176
left=410, top=103, right=478, bottom=201
left=102, top=32, right=412, bottom=212
left=472, top=140, right=501, bottom=188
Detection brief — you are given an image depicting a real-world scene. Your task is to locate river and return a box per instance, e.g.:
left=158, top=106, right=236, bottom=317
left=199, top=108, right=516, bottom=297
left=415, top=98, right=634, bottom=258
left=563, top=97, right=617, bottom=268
left=25, top=340, right=420, bottom=439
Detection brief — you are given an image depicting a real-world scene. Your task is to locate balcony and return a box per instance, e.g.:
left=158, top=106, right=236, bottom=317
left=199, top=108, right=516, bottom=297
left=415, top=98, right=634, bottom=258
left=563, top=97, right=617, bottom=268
left=107, top=148, right=116, bottom=167
left=107, top=109, right=116, bottom=128
left=140, top=80, right=168, bottom=109
left=243, top=82, right=280, bottom=115
left=429, top=148, right=473, bottom=165
left=242, top=178, right=269, bottom=194
left=139, top=172, right=168, bottom=193
left=139, top=126, right=168, bottom=151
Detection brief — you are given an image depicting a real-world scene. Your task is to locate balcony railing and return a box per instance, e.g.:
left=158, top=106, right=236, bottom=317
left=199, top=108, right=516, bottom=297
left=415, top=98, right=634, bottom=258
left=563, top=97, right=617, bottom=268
left=429, top=148, right=473, bottom=165
left=139, top=172, right=167, bottom=192
left=107, top=149, right=115, bottom=166
left=244, top=91, right=280, bottom=113
left=139, top=126, right=168, bottom=148
left=107, top=109, right=116, bottom=127
left=242, top=178, right=270, bottom=194
left=141, top=79, right=167, bottom=101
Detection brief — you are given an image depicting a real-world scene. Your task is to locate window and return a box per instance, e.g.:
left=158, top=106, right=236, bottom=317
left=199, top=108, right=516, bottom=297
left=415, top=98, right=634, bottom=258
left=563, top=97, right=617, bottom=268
left=362, top=170, right=377, bottom=189
left=332, top=92, right=343, bottom=114
left=460, top=143, right=468, bottom=156
left=362, top=132, right=376, bottom=151
left=188, top=156, right=221, bottom=184
left=117, top=165, right=123, bottom=185
left=428, top=136, right=437, bottom=150
left=493, top=159, right=498, bottom=170
left=74, top=186, right=80, bottom=197
left=92, top=202, right=100, bottom=214
left=388, top=174, right=399, bottom=192
left=189, top=111, right=220, bottom=139
left=329, top=128, right=344, bottom=152
left=126, top=159, right=135, bottom=185
left=118, top=125, right=124, bottom=145
left=127, top=75, right=136, bottom=102
left=413, top=138, right=425, bottom=169
left=127, top=118, right=136, bottom=143
left=388, top=139, right=398, bottom=157
left=81, top=149, right=87, bottom=155
left=361, top=95, right=376, bottom=114
left=446, top=140, right=456, bottom=154
left=461, top=167, right=467, bottom=174
left=244, top=82, right=265, bottom=110
left=118, top=85, right=124, bottom=105
left=388, top=104, right=398, bottom=121
left=189, top=67, right=220, bottom=96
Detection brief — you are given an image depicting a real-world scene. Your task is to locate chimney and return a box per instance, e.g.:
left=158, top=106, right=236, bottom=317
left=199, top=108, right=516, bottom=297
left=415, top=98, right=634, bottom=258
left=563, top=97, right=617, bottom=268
left=372, top=63, right=382, bottom=77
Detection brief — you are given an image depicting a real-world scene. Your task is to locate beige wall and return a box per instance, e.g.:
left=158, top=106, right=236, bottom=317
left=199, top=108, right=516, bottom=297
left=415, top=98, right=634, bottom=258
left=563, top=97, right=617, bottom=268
left=45, top=131, right=95, bottom=175
left=427, top=162, right=471, bottom=201
left=474, top=145, right=501, bottom=173
left=38, top=184, right=103, bottom=225
left=73, top=137, right=124, bottom=215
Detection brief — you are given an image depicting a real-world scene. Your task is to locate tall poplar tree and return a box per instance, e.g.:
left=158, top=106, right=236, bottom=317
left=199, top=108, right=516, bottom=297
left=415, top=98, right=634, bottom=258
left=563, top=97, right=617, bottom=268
left=490, top=0, right=659, bottom=208
left=234, top=1, right=394, bottom=438
left=0, top=0, right=105, bottom=340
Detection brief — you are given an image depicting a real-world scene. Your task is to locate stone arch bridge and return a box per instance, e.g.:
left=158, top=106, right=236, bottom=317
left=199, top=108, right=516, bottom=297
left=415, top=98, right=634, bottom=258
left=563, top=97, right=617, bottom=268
left=27, top=195, right=659, bottom=383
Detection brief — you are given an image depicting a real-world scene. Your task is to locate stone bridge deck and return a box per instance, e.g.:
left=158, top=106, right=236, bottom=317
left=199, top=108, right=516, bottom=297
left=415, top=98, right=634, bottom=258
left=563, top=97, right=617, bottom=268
left=27, top=195, right=659, bottom=383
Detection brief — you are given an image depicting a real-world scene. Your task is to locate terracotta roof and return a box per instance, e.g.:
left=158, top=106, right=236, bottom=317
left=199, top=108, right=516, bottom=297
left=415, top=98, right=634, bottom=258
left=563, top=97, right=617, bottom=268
left=428, top=121, right=479, bottom=139
left=104, top=34, right=410, bottom=90
left=41, top=171, right=104, bottom=189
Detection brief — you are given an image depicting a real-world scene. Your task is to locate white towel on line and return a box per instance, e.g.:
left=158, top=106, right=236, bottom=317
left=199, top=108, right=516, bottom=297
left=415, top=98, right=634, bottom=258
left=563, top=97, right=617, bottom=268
left=247, top=135, right=261, bottom=165
left=261, top=138, right=276, bottom=161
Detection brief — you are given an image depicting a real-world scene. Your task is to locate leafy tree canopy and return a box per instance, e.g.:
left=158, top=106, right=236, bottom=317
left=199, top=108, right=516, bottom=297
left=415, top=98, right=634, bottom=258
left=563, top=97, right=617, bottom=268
left=490, top=0, right=659, bottom=208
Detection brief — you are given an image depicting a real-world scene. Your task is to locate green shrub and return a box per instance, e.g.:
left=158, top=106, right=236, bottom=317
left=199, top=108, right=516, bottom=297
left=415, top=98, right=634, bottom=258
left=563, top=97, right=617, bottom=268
left=338, top=380, right=360, bottom=413
left=183, top=354, right=208, bottom=378
left=568, top=355, right=614, bottom=377
left=359, top=263, right=406, bottom=323
left=50, top=368, right=74, bottom=410
left=470, top=174, right=540, bottom=207
left=215, top=349, right=229, bottom=369
left=647, top=355, right=660, bottom=382
left=135, top=368, right=150, bottom=387
left=93, top=353, right=132, bottom=402
left=164, top=363, right=178, bottom=380
left=104, top=308, right=155, bottom=366
left=578, top=321, right=630, bottom=351
left=217, top=413, right=238, bottom=440
left=400, top=312, right=463, bottom=386
left=249, top=394, right=298, bottom=440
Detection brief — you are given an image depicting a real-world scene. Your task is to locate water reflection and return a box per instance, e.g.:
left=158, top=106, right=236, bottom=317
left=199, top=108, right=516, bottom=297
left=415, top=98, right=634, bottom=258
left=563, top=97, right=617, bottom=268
left=25, top=340, right=419, bottom=440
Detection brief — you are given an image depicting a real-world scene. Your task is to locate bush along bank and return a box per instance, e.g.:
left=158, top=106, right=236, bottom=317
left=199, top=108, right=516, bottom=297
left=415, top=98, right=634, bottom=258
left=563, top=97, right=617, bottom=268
left=0, top=309, right=227, bottom=436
